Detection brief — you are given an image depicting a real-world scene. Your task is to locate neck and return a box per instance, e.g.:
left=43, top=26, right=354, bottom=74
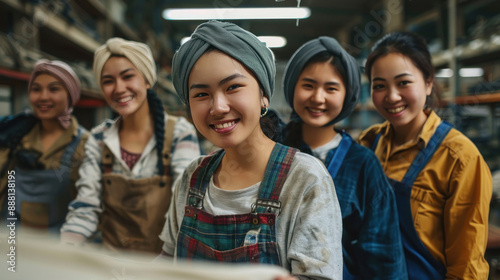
left=121, top=101, right=153, bottom=133
left=301, top=123, right=337, bottom=149
left=40, top=118, right=65, bottom=134
left=214, top=130, right=275, bottom=190
left=392, top=110, right=428, bottom=147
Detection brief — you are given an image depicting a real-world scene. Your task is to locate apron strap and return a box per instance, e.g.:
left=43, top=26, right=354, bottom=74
left=401, top=121, right=452, bottom=185
left=326, top=132, right=353, bottom=178
left=160, top=116, right=178, bottom=185
left=60, top=126, right=84, bottom=167
left=370, top=133, right=381, bottom=152
left=252, top=143, right=297, bottom=215
left=187, top=149, right=225, bottom=208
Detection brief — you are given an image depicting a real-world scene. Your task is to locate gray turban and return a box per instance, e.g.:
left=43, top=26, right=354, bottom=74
left=283, top=36, right=361, bottom=125
left=172, top=21, right=276, bottom=104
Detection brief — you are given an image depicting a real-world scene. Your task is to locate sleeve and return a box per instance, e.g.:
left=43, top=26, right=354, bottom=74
left=60, top=133, right=104, bottom=241
left=347, top=154, right=407, bottom=279
left=284, top=160, right=343, bottom=280
left=170, top=117, right=200, bottom=183
left=444, top=151, right=492, bottom=279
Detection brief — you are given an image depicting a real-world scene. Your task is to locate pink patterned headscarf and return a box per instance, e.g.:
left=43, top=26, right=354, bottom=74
left=28, top=59, right=81, bottom=129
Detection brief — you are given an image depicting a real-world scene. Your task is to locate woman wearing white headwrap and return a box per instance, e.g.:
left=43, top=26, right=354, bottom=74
left=0, top=59, right=89, bottom=234
left=159, top=21, right=342, bottom=280
left=60, top=38, right=200, bottom=254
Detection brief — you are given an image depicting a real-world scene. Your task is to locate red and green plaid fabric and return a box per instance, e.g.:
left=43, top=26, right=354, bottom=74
left=177, top=143, right=297, bottom=264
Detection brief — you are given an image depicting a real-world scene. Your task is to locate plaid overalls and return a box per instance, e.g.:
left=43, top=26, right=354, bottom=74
left=176, top=143, right=297, bottom=264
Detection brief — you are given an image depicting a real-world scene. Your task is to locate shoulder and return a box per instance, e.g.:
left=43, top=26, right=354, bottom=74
left=287, top=152, right=332, bottom=190
left=89, top=118, right=118, bottom=140
left=440, top=127, right=484, bottom=164
left=357, top=123, right=385, bottom=147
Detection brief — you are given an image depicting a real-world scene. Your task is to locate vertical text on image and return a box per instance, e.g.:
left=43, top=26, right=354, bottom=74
left=6, top=170, right=16, bottom=273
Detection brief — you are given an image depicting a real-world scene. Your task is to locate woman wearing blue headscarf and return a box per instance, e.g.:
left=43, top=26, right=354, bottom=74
left=280, top=36, right=406, bottom=279
left=159, top=21, right=343, bottom=280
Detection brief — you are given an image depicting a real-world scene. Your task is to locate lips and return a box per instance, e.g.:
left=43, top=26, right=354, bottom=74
left=210, top=119, right=239, bottom=133
left=115, top=95, right=134, bottom=104
left=36, top=104, right=54, bottom=112
left=386, top=105, right=407, bottom=114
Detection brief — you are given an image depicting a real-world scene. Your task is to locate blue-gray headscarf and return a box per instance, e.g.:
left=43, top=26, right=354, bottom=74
left=172, top=20, right=276, bottom=104
left=283, top=36, right=361, bottom=125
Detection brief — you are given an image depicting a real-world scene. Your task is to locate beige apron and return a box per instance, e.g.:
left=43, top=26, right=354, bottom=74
left=99, top=116, right=177, bottom=254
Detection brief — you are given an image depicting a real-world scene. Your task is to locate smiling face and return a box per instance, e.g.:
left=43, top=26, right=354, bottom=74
left=188, top=50, right=268, bottom=149
left=293, top=59, right=346, bottom=128
left=100, top=56, right=150, bottom=118
left=29, top=73, right=69, bottom=121
left=370, top=52, right=432, bottom=131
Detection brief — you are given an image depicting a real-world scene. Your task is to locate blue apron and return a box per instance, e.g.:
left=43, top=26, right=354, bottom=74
left=325, top=133, right=360, bottom=280
left=176, top=143, right=297, bottom=264
left=371, top=122, right=451, bottom=279
left=6, top=127, right=83, bottom=234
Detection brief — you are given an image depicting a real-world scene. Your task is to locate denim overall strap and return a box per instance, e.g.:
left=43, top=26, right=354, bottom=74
left=325, top=133, right=353, bottom=178
left=401, top=121, right=452, bottom=185
left=253, top=143, right=298, bottom=215
left=391, top=121, right=452, bottom=279
left=8, top=126, right=83, bottom=233
left=187, top=149, right=225, bottom=209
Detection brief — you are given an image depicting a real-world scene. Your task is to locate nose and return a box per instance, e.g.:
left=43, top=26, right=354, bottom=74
left=310, top=88, right=326, bottom=104
left=115, top=78, right=126, bottom=93
left=39, top=88, right=50, bottom=100
left=210, top=93, right=230, bottom=116
left=385, top=85, right=402, bottom=103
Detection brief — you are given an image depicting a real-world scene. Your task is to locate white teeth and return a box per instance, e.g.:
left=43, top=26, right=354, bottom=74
left=116, top=96, right=133, bottom=103
left=214, top=121, right=235, bottom=129
left=387, top=106, right=406, bottom=114
left=309, top=108, right=323, bottom=113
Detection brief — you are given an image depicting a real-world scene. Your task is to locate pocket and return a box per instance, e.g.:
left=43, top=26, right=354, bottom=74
left=410, top=187, right=444, bottom=233
left=21, top=201, right=49, bottom=228
left=176, top=231, right=281, bottom=265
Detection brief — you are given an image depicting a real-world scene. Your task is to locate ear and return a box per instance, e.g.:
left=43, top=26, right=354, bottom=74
left=425, top=79, right=433, bottom=96
left=261, top=96, right=269, bottom=108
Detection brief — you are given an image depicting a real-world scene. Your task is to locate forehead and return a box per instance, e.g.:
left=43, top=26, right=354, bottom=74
left=189, top=51, right=250, bottom=82
left=300, top=60, right=341, bottom=79
left=371, top=53, right=421, bottom=76
left=32, top=73, right=61, bottom=84
left=102, top=56, right=137, bottom=74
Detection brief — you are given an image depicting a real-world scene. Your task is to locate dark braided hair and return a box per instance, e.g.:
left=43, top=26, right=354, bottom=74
left=146, top=89, right=166, bottom=180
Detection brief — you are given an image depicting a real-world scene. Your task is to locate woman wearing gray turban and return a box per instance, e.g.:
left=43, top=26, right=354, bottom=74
left=159, top=21, right=342, bottom=280
left=280, top=36, right=407, bottom=279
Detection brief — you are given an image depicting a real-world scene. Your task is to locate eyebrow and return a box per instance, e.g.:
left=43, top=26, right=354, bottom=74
left=372, top=73, right=413, bottom=82
left=101, top=68, right=134, bottom=80
left=301, top=77, right=341, bottom=86
left=189, top=73, right=246, bottom=90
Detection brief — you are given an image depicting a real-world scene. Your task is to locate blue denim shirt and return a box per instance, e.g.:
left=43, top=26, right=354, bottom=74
left=283, top=124, right=407, bottom=280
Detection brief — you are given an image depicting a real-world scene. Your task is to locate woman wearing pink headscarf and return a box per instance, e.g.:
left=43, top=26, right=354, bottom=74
left=0, top=59, right=89, bottom=234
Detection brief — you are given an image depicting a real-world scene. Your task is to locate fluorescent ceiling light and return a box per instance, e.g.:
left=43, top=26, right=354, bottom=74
left=436, top=68, right=453, bottom=78
left=459, top=68, right=484, bottom=77
left=181, top=36, right=287, bottom=48
left=435, top=68, right=484, bottom=78
left=257, top=36, right=287, bottom=48
left=163, top=7, right=311, bottom=20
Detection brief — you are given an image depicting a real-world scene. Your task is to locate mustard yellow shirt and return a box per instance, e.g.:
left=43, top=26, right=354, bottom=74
left=359, top=110, right=492, bottom=280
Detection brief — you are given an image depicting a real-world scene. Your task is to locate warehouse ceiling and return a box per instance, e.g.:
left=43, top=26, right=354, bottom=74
left=154, top=0, right=454, bottom=61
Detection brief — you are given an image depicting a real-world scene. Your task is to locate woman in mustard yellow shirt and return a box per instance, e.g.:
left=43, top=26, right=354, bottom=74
left=359, top=31, right=492, bottom=279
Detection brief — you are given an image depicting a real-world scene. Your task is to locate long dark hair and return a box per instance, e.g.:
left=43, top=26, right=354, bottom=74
left=146, top=89, right=166, bottom=182
left=365, top=31, right=439, bottom=109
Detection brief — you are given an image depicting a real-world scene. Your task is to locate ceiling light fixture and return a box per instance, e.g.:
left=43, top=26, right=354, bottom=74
left=181, top=36, right=287, bottom=48
left=163, top=7, right=311, bottom=20
left=435, top=68, right=484, bottom=78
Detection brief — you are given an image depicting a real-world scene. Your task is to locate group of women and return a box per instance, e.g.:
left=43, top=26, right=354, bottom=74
left=0, top=19, right=492, bottom=280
